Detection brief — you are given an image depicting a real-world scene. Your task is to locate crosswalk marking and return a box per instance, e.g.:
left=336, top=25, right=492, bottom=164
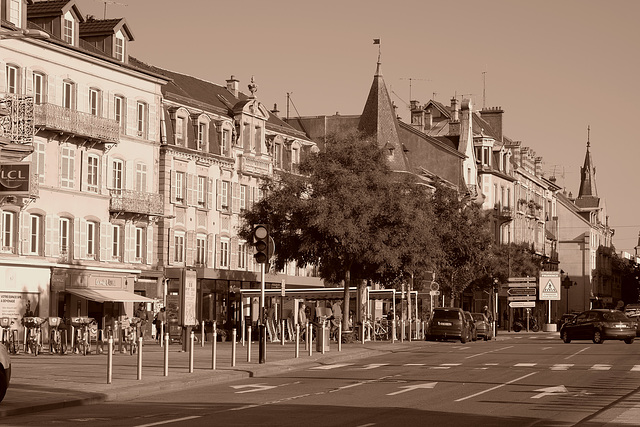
left=515, top=363, right=537, bottom=367
left=631, top=365, right=640, bottom=371
left=310, top=363, right=353, bottom=370
left=590, top=364, right=611, bottom=371
left=310, top=362, right=639, bottom=372
left=551, top=364, right=573, bottom=370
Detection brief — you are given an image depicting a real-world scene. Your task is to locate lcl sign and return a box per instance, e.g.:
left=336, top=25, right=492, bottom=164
left=0, top=163, right=30, bottom=195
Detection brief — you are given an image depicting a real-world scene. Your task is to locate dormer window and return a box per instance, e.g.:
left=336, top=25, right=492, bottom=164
left=8, top=0, right=21, bottom=27
left=63, top=12, right=74, bottom=44
left=114, top=35, right=124, bottom=62
left=175, top=115, right=186, bottom=145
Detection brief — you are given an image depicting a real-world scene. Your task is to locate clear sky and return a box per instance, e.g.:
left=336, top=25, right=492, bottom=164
left=78, top=0, right=640, bottom=253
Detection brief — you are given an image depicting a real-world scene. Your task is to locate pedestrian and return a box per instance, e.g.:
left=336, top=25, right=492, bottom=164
left=155, top=307, right=166, bottom=342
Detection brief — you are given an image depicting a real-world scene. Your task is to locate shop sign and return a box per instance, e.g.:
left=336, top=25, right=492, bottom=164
left=51, top=271, right=67, bottom=291
left=0, top=163, right=30, bottom=195
left=0, top=292, right=39, bottom=318
left=88, top=275, right=121, bottom=288
left=182, top=269, right=197, bottom=326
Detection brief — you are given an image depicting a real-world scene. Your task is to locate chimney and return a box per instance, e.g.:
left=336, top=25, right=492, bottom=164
left=535, top=157, right=543, bottom=177
left=271, top=103, right=279, bottom=116
left=226, top=75, right=239, bottom=97
left=450, top=97, right=459, bottom=122
left=410, top=101, right=425, bottom=132
left=425, top=109, right=432, bottom=130
left=480, top=106, right=504, bottom=142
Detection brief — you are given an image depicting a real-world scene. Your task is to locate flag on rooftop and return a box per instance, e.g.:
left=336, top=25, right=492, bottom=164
left=373, top=38, right=380, bottom=44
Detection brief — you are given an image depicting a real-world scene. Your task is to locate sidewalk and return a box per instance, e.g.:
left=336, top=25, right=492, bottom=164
left=0, top=336, right=416, bottom=418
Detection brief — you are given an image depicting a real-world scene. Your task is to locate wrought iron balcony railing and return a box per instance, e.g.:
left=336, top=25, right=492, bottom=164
left=34, top=103, right=120, bottom=144
left=109, top=189, right=163, bottom=216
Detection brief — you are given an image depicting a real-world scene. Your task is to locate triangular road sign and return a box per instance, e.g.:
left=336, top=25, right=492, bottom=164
left=543, top=280, right=557, bottom=293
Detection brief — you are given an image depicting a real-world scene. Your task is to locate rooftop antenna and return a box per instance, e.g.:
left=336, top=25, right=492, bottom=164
left=94, top=1, right=128, bottom=19
left=399, top=77, right=430, bottom=105
left=482, top=71, right=487, bottom=109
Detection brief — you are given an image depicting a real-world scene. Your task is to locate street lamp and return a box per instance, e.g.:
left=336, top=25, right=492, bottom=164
left=0, top=28, right=49, bottom=40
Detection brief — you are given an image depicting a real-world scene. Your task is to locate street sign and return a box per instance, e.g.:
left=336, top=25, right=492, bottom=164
left=507, top=287, right=537, bottom=296
left=508, top=282, right=539, bottom=288
left=429, top=290, right=440, bottom=296
left=509, top=301, right=536, bottom=308
left=539, top=272, right=561, bottom=301
left=508, top=277, right=537, bottom=283
left=508, top=296, right=536, bottom=301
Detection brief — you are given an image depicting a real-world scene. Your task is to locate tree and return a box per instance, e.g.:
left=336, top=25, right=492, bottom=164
left=240, top=131, right=437, bottom=330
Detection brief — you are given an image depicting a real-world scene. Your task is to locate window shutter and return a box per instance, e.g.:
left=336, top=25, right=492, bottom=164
left=216, top=179, right=222, bottom=211
left=168, top=228, right=175, bottom=265
left=100, top=222, right=109, bottom=261
left=79, top=218, right=87, bottom=259
left=170, top=170, right=177, bottom=203
left=125, top=160, right=133, bottom=191
left=20, top=211, right=29, bottom=254
left=73, top=217, right=81, bottom=259
left=207, top=178, right=214, bottom=210
left=215, top=234, right=221, bottom=268
left=207, top=233, right=214, bottom=268
left=127, top=98, right=136, bottom=136
left=186, top=230, right=195, bottom=266
left=249, top=185, right=255, bottom=208
left=232, top=183, right=240, bottom=213
left=148, top=101, right=156, bottom=141
left=52, top=215, right=60, bottom=257
left=45, top=214, right=53, bottom=256
left=104, top=155, right=111, bottom=191
left=230, top=236, right=238, bottom=270
left=145, top=225, right=153, bottom=265
left=186, top=174, right=194, bottom=206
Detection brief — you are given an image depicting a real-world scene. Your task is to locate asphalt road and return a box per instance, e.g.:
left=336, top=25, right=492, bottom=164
left=7, top=334, right=640, bottom=427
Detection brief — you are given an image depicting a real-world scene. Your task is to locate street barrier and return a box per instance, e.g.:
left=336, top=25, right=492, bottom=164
left=338, top=323, right=342, bottom=352
left=295, top=324, right=299, bottom=358
left=137, top=337, right=143, bottom=380
left=247, top=326, right=252, bottom=362
left=163, top=332, right=169, bottom=376
left=212, top=322, right=217, bottom=370
left=282, top=319, right=286, bottom=346
left=307, top=322, right=312, bottom=356
left=201, top=321, right=205, bottom=347
left=231, top=329, right=237, bottom=367
left=392, top=319, right=396, bottom=343
left=189, top=331, right=194, bottom=373
left=107, top=337, right=113, bottom=384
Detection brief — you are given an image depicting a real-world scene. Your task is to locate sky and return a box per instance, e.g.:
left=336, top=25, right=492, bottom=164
left=78, top=0, right=640, bottom=253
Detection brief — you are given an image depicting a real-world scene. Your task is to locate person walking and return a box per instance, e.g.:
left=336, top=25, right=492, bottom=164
left=155, top=308, right=166, bottom=342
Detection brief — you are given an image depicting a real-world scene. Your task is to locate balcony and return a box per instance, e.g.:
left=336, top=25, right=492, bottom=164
left=109, top=189, right=163, bottom=217
left=493, top=203, right=513, bottom=223
left=0, top=93, right=34, bottom=144
left=34, top=103, right=119, bottom=144
left=239, top=155, right=271, bottom=176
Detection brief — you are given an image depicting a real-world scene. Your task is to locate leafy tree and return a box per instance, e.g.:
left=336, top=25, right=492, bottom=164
left=240, top=131, right=437, bottom=330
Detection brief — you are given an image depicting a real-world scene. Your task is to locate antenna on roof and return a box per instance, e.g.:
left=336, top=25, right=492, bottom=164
left=93, top=0, right=128, bottom=19
left=399, top=77, right=430, bottom=105
left=482, top=71, right=487, bottom=109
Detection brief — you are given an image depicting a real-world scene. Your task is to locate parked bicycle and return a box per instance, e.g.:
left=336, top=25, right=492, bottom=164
left=22, top=317, right=47, bottom=356
left=0, top=317, right=19, bottom=354
left=122, top=317, right=142, bottom=355
left=373, top=319, right=391, bottom=340
left=71, top=317, right=96, bottom=355
left=513, top=317, right=540, bottom=332
left=48, top=317, right=66, bottom=355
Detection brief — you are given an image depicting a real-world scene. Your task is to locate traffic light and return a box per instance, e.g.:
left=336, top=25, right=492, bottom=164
left=252, top=224, right=270, bottom=264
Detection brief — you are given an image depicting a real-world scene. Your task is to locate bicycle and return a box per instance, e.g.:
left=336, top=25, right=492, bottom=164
left=374, top=319, right=390, bottom=341
left=48, top=317, right=66, bottom=355
left=22, top=317, right=46, bottom=356
left=122, top=317, right=142, bottom=355
left=0, top=317, right=19, bottom=354
left=71, top=317, right=95, bottom=355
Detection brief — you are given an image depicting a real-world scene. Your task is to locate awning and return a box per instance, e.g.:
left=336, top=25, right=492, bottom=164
left=66, top=288, right=155, bottom=303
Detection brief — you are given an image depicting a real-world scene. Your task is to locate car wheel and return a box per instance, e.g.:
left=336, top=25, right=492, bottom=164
left=593, top=330, right=604, bottom=344
left=0, top=370, right=7, bottom=403
left=625, top=337, right=634, bottom=344
left=562, top=331, right=571, bottom=343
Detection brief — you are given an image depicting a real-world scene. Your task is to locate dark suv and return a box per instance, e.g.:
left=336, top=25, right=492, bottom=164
left=425, top=307, right=470, bottom=343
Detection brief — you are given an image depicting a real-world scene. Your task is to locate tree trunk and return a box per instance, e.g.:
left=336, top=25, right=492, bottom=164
left=343, top=269, right=351, bottom=331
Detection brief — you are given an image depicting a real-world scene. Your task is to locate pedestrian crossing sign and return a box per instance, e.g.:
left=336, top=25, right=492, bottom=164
left=539, top=272, right=561, bottom=300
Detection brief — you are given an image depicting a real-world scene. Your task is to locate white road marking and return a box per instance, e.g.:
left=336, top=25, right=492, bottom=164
left=514, top=363, right=537, bottom=367
left=631, top=365, right=640, bottom=371
left=590, top=364, right=611, bottom=371
left=465, top=346, right=513, bottom=359
left=134, top=416, right=202, bottom=427
left=565, top=347, right=590, bottom=360
left=532, top=385, right=568, bottom=399
left=551, top=364, right=574, bottom=371
left=442, top=363, right=461, bottom=366
left=310, top=363, right=354, bottom=370
left=387, top=382, right=438, bottom=396
left=404, top=363, right=425, bottom=366
left=231, top=384, right=278, bottom=394
left=430, top=366, right=451, bottom=370
left=357, top=363, right=389, bottom=370
left=542, top=347, right=553, bottom=350
left=455, top=372, right=537, bottom=402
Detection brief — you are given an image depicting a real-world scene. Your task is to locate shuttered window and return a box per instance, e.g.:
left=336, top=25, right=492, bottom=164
left=61, top=146, right=75, bottom=189
left=1, top=211, right=15, bottom=252
left=87, top=154, right=99, bottom=193
left=29, top=214, right=41, bottom=255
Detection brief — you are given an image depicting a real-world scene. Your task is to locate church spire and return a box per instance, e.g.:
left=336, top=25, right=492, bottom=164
left=578, top=126, right=598, bottom=199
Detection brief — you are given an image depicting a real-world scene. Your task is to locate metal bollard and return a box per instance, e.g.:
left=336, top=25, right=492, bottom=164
left=295, top=324, right=300, bottom=358
left=321, top=323, right=326, bottom=355
left=160, top=322, right=164, bottom=347
left=361, top=323, right=365, bottom=344
left=409, top=319, right=412, bottom=342
left=231, top=329, right=237, bottom=367
left=392, top=319, right=396, bottom=343
left=164, top=332, right=169, bottom=376
left=212, top=327, right=217, bottom=370
left=281, top=319, right=286, bottom=346
left=305, top=322, right=310, bottom=352
left=201, top=321, right=205, bottom=347
left=107, top=337, right=113, bottom=384
left=137, top=337, right=143, bottom=380
left=401, top=320, right=405, bottom=343
left=247, top=326, right=252, bottom=362
left=189, top=331, right=194, bottom=373
left=338, top=323, right=342, bottom=352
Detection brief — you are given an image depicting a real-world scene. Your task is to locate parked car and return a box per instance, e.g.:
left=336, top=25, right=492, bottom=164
left=557, top=312, right=578, bottom=329
left=560, top=309, right=636, bottom=344
left=464, top=311, right=478, bottom=341
left=425, top=307, right=471, bottom=343
left=0, top=343, right=10, bottom=402
left=471, top=312, right=493, bottom=340
left=624, top=304, right=640, bottom=337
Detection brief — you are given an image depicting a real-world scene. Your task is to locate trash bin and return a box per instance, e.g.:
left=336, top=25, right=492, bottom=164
left=315, top=324, right=330, bottom=352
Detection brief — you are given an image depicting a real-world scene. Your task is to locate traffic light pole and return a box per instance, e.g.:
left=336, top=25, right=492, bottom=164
left=259, top=262, right=267, bottom=364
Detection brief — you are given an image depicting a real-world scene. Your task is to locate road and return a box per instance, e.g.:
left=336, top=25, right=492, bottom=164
left=7, top=334, right=640, bottom=426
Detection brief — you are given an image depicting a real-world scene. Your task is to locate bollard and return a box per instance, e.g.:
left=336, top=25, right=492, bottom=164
left=107, top=337, right=113, bottom=384
left=231, top=329, right=237, bottom=367
left=137, top=337, right=143, bottom=380
left=212, top=326, right=217, bottom=370
left=295, top=324, right=300, bottom=358
left=281, top=319, right=286, bottom=346
left=392, top=319, right=396, bottom=343
left=338, top=323, right=342, bottom=352
left=164, top=332, right=169, bottom=376
left=189, top=331, right=194, bottom=373
left=305, top=322, right=310, bottom=352
left=401, top=320, right=405, bottom=343
left=201, top=321, right=205, bottom=348
left=70, top=325, right=75, bottom=352
left=247, top=326, right=252, bottom=362
left=160, top=321, right=164, bottom=347
left=321, top=323, right=326, bottom=355
left=361, top=322, right=365, bottom=345
left=409, top=319, right=412, bottom=342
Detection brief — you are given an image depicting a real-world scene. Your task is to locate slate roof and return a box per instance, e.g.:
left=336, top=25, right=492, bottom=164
left=28, top=0, right=84, bottom=21
left=79, top=18, right=134, bottom=40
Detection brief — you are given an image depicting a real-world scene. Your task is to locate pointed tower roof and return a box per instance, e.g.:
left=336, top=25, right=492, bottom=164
left=357, top=58, right=408, bottom=172
left=576, top=127, right=600, bottom=208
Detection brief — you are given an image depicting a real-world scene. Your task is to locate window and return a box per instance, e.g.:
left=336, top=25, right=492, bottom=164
left=89, top=88, right=100, bottom=116
left=240, top=185, right=248, bottom=211
left=63, top=16, right=74, bottom=44
left=197, top=176, right=206, bottom=207
left=33, top=140, right=45, bottom=184
left=62, top=81, right=75, bottom=109
left=222, top=129, right=230, bottom=154
left=86, top=154, right=99, bottom=193
left=219, top=239, right=229, bottom=268
left=33, top=72, right=45, bottom=104
left=274, top=143, right=282, bottom=168
left=197, top=122, right=206, bottom=150
left=59, top=218, right=70, bottom=254
left=61, top=146, right=75, bottom=189
left=8, top=0, right=21, bottom=26
left=174, top=232, right=185, bottom=263
left=196, top=236, right=206, bottom=265
left=1, top=211, right=15, bottom=252
left=175, top=172, right=184, bottom=202
left=136, top=163, right=147, bottom=192
left=29, top=214, right=41, bottom=255
left=238, top=242, right=247, bottom=269
left=175, top=116, right=185, bottom=145
left=136, top=101, right=146, bottom=137
left=112, top=225, right=120, bottom=259
left=86, top=221, right=96, bottom=258
left=5, top=65, right=17, bottom=94
left=112, top=159, right=123, bottom=193
left=254, top=126, right=261, bottom=152
left=114, top=95, right=125, bottom=131
left=482, top=147, right=491, bottom=166
left=135, top=227, right=143, bottom=260
left=115, top=36, right=124, bottom=61
left=292, top=146, right=300, bottom=165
